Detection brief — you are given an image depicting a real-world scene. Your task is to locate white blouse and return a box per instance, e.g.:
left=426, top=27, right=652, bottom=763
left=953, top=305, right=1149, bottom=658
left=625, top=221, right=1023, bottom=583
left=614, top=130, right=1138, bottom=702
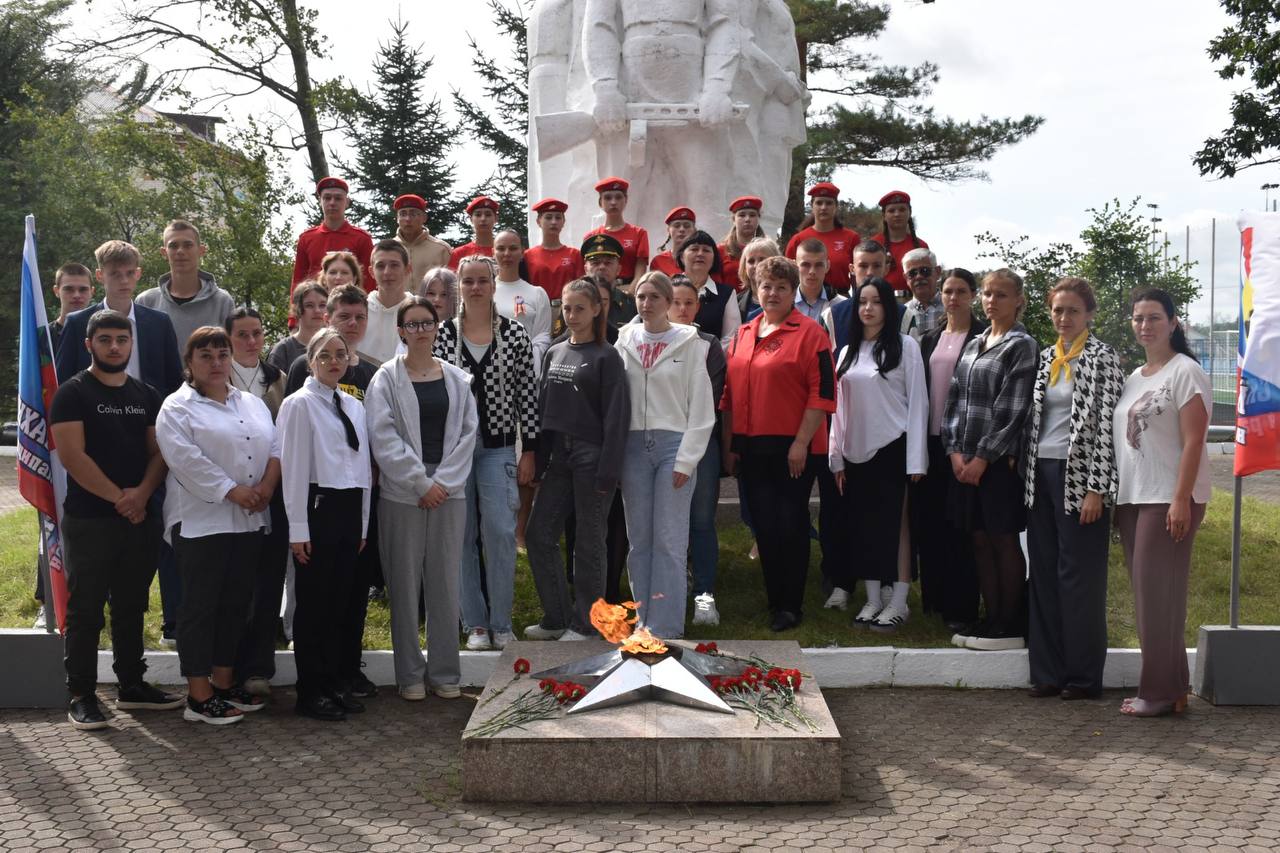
left=156, top=383, right=280, bottom=540
left=277, top=376, right=372, bottom=542
left=829, top=334, right=929, bottom=475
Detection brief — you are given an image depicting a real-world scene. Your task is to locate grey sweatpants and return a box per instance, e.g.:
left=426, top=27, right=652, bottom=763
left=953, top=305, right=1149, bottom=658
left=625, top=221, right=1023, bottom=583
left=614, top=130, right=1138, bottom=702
left=377, top=498, right=464, bottom=689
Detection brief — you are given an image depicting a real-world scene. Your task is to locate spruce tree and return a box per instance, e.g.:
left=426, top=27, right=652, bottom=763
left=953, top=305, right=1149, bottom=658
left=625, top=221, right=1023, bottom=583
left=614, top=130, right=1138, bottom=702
left=340, top=17, right=462, bottom=240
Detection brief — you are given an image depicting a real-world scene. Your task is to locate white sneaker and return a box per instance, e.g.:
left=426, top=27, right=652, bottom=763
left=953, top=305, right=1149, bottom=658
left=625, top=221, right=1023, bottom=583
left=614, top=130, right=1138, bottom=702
left=823, top=587, right=849, bottom=611
left=557, top=629, right=591, bottom=641
left=881, top=585, right=894, bottom=607
left=491, top=631, right=515, bottom=650
left=398, top=684, right=426, bottom=701
left=524, top=623, right=566, bottom=641
left=853, top=601, right=881, bottom=626
left=465, top=628, right=492, bottom=651
left=32, top=609, right=47, bottom=630
left=432, top=684, right=462, bottom=699
left=242, top=677, right=271, bottom=698
left=869, top=603, right=909, bottom=634
left=692, top=593, right=720, bottom=626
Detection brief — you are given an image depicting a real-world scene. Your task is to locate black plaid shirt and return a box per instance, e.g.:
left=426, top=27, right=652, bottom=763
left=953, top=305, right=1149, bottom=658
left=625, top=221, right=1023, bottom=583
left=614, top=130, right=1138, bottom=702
left=942, top=323, right=1038, bottom=461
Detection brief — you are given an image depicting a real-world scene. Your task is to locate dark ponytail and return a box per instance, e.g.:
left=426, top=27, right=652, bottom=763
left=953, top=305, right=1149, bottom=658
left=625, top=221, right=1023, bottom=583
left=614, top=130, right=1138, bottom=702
left=1130, top=286, right=1194, bottom=359
left=837, top=277, right=903, bottom=378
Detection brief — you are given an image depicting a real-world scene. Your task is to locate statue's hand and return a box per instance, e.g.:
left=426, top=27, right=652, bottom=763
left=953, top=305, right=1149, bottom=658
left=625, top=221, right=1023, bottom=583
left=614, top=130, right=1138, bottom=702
left=593, top=87, right=627, bottom=133
left=776, top=72, right=805, bottom=105
left=697, top=91, right=734, bottom=127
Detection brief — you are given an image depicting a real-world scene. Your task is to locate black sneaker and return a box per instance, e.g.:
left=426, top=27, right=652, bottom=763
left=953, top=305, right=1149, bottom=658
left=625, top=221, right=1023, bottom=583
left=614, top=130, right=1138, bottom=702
left=183, top=695, right=243, bottom=726
left=214, top=685, right=266, bottom=713
left=296, top=694, right=346, bottom=722
left=331, top=690, right=366, bottom=714
left=367, top=585, right=387, bottom=603
left=964, top=623, right=1026, bottom=651
left=68, top=695, right=108, bottom=731
left=347, top=671, right=377, bottom=698
left=159, top=624, right=177, bottom=649
left=116, top=682, right=186, bottom=710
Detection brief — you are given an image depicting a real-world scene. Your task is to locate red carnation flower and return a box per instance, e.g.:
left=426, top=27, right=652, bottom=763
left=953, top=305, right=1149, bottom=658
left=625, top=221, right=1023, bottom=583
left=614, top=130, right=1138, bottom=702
left=743, top=666, right=763, bottom=683
left=569, top=684, right=586, bottom=701
left=704, top=642, right=718, bottom=654
left=539, top=678, right=558, bottom=693
left=513, top=658, right=531, bottom=674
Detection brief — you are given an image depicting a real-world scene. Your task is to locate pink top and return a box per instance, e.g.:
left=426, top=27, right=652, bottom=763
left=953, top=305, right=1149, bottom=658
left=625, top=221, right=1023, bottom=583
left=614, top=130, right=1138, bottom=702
left=928, top=330, right=968, bottom=436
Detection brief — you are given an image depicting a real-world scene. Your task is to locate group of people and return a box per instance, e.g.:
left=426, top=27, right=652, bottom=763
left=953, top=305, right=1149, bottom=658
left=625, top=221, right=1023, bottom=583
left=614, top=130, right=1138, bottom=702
left=45, top=174, right=1210, bottom=732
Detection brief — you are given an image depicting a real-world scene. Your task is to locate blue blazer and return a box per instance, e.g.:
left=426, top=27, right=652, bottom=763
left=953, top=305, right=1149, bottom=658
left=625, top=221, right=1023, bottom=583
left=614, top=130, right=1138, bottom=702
left=55, top=301, right=183, bottom=397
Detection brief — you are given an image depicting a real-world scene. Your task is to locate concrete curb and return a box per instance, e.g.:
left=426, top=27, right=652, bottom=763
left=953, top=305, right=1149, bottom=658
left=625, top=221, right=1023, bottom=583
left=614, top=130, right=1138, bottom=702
left=96, top=645, right=1177, bottom=690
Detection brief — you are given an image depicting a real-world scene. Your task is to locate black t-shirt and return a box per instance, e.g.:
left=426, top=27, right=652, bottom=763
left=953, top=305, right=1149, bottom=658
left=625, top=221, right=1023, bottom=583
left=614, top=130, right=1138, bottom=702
left=413, top=377, right=449, bottom=465
left=284, top=352, right=377, bottom=400
left=49, top=370, right=161, bottom=518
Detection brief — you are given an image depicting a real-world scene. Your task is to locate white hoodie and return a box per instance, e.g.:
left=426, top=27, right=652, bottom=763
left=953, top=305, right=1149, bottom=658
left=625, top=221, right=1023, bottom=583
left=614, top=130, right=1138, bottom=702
left=615, top=323, right=715, bottom=476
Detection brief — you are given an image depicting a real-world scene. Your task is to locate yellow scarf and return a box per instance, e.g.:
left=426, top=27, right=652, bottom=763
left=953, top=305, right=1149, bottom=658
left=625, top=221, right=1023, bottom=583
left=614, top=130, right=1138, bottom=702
left=1049, top=332, right=1087, bottom=386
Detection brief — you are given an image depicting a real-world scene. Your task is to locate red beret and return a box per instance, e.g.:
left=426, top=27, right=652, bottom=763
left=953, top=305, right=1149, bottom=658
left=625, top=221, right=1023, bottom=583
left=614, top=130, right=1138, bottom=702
left=665, top=206, right=696, bottom=225
left=531, top=198, right=568, bottom=214
left=316, top=176, right=348, bottom=194
left=466, top=196, right=499, bottom=214
left=393, top=194, right=426, bottom=211
left=808, top=182, right=840, bottom=199
left=729, top=196, right=763, bottom=213
left=879, top=190, right=911, bottom=208
left=594, top=176, right=630, bottom=194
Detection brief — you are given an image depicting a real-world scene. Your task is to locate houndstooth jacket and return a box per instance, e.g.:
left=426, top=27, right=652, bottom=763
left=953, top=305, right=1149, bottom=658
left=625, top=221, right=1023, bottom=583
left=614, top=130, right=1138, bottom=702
left=434, top=315, right=540, bottom=451
left=1022, top=335, right=1125, bottom=512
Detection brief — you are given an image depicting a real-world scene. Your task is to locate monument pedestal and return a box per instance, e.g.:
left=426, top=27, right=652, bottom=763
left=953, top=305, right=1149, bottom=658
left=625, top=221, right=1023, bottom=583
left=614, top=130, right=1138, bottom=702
left=0, top=628, right=66, bottom=708
left=1194, top=626, right=1280, bottom=705
left=462, top=640, right=841, bottom=803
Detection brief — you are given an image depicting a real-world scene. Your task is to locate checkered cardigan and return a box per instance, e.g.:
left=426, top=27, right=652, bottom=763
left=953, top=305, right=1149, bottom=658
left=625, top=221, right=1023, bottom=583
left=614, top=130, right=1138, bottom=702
left=434, top=314, right=540, bottom=451
left=942, top=323, right=1039, bottom=462
left=1022, top=336, right=1124, bottom=512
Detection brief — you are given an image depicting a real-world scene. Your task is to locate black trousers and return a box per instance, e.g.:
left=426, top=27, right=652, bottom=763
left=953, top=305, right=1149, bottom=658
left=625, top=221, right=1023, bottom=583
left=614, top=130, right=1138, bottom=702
left=294, top=486, right=364, bottom=699
left=1026, top=458, right=1110, bottom=692
left=174, top=527, right=260, bottom=678
left=738, top=450, right=818, bottom=617
left=343, top=485, right=379, bottom=680
left=835, top=434, right=908, bottom=586
left=813, top=462, right=841, bottom=594
left=563, top=492, right=629, bottom=604
left=61, top=513, right=162, bottom=696
left=235, top=493, right=290, bottom=681
left=914, top=436, right=979, bottom=623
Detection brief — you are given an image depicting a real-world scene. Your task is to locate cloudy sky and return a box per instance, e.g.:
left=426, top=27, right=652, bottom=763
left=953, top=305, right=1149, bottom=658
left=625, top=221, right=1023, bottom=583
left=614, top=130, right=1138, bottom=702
left=85, top=0, right=1265, bottom=324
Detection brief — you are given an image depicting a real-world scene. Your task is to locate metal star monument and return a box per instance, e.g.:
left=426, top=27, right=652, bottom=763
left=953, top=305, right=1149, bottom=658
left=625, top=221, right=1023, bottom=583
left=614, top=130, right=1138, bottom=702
left=531, top=645, right=745, bottom=715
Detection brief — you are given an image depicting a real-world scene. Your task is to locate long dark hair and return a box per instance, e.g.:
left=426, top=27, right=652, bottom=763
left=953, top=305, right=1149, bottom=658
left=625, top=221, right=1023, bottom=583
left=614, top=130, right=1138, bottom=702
left=1130, top=286, right=1194, bottom=359
left=838, top=277, right=902, bottom=377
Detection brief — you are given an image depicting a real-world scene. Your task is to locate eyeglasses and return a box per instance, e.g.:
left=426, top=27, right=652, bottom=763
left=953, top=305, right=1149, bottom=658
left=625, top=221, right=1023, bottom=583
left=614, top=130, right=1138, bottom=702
left=906, top=267, right=934, bottom=279
left=401, top=320, right=436, bottom=333
left=313, top=351, right=349, bottom=364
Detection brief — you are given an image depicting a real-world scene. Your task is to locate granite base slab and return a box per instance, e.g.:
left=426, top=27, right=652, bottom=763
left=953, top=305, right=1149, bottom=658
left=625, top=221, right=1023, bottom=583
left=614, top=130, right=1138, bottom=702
left=462, top=640, right=842, bottom=803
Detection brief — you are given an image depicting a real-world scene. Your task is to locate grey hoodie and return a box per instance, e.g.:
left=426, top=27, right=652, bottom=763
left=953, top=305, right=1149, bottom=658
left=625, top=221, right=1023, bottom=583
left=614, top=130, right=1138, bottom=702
left=135, top=270, right=235, bottom=351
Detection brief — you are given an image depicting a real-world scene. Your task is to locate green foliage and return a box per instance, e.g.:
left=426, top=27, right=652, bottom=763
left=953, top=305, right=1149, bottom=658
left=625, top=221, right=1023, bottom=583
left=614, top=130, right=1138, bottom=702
left=450, top=0, right=529, bottom=241
left=334, top=18, right=464, bottom=242
left=975, top=199, right=1199, bottom=367
left=782, top=0, right=1043, bottom=239
left=1195, top=0, right=1280, bottom=178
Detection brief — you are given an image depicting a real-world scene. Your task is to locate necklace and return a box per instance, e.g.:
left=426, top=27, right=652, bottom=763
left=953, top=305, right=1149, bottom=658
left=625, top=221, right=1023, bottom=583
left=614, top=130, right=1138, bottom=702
left=230, top=359, right=262, bottom=393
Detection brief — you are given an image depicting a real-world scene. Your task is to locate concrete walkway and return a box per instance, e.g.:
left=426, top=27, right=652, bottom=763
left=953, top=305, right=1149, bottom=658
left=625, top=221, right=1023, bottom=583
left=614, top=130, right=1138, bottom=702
left=1, top=686, right=1277, bottom=852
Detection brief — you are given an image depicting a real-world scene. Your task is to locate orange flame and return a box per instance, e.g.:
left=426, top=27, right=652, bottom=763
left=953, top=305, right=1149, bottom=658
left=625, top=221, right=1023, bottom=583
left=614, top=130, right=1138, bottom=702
left=590, top=599, right=638, bottom=643
left=620, top=626, right=668, bottom=655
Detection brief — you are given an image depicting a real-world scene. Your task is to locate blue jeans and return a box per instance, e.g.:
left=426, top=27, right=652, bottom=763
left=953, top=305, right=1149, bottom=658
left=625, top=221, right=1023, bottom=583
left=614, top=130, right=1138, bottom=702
left=621, top=430, right=695, bottom=638
left=460, top=445, right=519, bottom=635
left=689, top=433, right=720, bottom=596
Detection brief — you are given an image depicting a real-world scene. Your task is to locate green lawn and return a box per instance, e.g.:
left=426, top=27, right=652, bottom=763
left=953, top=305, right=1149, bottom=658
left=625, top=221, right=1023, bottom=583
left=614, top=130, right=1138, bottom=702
left=4, top=488, right=1278, bottom=649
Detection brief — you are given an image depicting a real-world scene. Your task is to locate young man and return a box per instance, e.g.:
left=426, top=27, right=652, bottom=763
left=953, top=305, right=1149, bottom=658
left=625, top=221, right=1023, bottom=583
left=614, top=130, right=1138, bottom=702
left=49, top=262, right=95, bottom=355
left=50, top=310, right=184, bottom=730
left=392, top=194, right=450, bottom=284
left=292, top=177, right=374, bottom=292
left=794, top=239, right=834, bottom=325
left=361, top=240, right=416, bottom=364
left=822, top=239, right=894, bottom=354
left=581, top=233, right=635, bottom=330
left=900, top=248, right=945, bottom=341
left=55, top=242, right=182, bottom=395
left=284, top=284, right=377, bottom=398
left=135, top=220, right=235, bottom=352
left=449, top=196, right=499, bottom=269
left=524, top=198, right=584, bottom=303
left=584, top=177, right=649, bottom=285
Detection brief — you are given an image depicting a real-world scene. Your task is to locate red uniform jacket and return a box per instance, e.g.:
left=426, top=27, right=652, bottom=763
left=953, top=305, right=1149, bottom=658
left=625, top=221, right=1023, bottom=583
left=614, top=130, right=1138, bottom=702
left=292, top=221, right=374, bottom=292
left=585, top=222, right=649, bottom=283
left=524, top=245, right=585, bottom=300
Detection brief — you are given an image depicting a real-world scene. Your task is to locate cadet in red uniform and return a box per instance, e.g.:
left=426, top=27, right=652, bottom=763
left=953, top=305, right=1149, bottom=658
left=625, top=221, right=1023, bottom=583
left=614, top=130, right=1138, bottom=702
left=524, top=198, right=584, bottom=301
left=870, top=190, right=929, bottom=297
left=448, top=197, right=500, bottom=270
left=719, top=196, right=765, bottom=293
left=584, top=177, right=649, bottom=284
left=292, top=177, right=374, bottom=292
left=784, top=182, right=861, bottom=295
left=649, top=207, right=698, bottom=277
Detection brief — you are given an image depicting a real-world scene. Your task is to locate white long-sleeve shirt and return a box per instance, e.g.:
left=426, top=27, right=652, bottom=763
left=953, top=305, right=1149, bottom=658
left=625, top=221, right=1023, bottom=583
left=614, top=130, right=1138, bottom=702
left=829, top=335, right=929, bottom=475
left=277, top=376, right=372, bottom=542
left=156, top=383, right=280, bottom=539
left=495, top=277, right=553, bottom=376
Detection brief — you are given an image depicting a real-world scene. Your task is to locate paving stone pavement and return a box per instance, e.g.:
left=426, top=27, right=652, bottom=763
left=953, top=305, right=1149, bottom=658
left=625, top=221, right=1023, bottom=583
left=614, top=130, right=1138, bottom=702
left=2, top=687, right=1278, bottom=852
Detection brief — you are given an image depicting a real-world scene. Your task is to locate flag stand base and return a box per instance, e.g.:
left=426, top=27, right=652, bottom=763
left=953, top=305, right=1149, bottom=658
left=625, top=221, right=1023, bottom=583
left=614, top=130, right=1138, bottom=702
left=0, top=628, right=65, bottom=708
left=1193, top=625, right=1280, bottom=705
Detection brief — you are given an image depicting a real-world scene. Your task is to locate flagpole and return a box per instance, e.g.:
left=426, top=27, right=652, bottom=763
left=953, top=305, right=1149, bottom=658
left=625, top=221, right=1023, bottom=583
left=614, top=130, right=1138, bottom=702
left=1231, top=475, right=1242, bottom=629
